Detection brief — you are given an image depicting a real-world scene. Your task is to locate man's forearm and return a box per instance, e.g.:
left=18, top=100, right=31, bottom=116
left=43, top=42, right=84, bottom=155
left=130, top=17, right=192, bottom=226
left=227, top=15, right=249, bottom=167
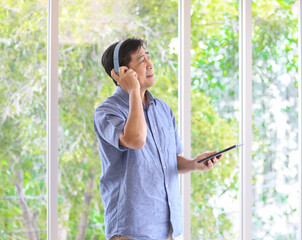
left=177, top=155, right=195, bottom=174
left=120, top=89, right=147, bottom=149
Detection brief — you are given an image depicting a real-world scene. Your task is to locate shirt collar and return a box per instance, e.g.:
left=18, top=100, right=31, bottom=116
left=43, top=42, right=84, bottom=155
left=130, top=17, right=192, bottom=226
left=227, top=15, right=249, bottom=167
left=116, top=86, right=156, bottom=106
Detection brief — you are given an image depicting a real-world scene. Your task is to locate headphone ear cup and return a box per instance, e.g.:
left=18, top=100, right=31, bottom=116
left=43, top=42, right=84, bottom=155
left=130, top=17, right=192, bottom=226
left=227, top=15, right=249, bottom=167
left=113, top=42, right=123, bottom=76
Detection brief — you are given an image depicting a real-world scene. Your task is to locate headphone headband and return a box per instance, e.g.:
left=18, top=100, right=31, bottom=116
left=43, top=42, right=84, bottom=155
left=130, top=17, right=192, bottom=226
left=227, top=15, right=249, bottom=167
left=113, top=41, right=123, bottom=75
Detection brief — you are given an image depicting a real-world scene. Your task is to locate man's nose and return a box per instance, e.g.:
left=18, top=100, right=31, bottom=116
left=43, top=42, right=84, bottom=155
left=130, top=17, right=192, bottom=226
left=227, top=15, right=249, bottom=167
left=146, top=58, right=153, bottom=69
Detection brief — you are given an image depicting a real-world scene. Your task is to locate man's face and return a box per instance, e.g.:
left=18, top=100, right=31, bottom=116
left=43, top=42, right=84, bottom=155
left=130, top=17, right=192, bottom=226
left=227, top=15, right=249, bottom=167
left=128, top=47, right=156, bottom=90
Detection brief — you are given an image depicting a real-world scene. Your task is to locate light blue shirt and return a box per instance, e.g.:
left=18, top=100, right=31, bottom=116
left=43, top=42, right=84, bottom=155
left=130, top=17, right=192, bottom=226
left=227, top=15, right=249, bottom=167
left=94, top=86, right=184, bottom=240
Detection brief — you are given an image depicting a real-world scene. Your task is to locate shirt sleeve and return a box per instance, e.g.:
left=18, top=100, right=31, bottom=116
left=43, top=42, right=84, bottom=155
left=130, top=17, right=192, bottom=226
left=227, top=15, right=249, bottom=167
left=94, top=106, right=128, bottom=151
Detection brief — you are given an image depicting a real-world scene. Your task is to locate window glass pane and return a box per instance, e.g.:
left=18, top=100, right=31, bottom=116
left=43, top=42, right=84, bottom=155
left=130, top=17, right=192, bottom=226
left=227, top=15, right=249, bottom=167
left=252, top=0, right=299, bottom=239
left=190, top=0, right=240, bottom=238
left=58, top=0, right=178, bottom=238
left=0, top=0, right=47, bottom=239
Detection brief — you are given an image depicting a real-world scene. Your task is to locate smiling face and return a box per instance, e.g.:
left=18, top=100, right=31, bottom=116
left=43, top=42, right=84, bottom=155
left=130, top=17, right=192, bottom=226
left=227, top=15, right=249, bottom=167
left=128, top=47, right=156, bottom=91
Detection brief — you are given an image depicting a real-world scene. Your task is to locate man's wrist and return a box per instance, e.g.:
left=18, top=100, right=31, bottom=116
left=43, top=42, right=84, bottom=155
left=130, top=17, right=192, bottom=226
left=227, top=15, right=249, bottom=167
left=129, top=87, right=140, bottom=96
left=191, top=159, right=197, bottom=172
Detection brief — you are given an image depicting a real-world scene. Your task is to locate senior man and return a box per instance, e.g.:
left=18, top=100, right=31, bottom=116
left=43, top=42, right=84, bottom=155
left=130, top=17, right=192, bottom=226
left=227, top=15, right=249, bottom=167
left=94, top=37, right=222, bottom=240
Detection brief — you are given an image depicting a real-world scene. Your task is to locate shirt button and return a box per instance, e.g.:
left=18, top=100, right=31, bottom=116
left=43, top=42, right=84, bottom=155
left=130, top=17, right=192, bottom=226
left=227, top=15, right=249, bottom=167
left=153, top=129, right=156, bottom=133
left=166, top=184, right=168, bottom=187
left=163, top=166, right=166, bottom=169
left=159, top=147, right=162, bottom=151
left=169, top=202, right=172, bottom=206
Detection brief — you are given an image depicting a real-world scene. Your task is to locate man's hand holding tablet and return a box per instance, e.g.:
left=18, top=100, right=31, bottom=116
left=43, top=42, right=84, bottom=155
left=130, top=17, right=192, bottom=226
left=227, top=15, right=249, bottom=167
left=193, top=143, right=244, bottom=171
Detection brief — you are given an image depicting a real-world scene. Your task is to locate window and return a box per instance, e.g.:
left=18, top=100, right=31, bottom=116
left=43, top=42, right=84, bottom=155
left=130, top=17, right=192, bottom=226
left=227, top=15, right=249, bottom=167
left=58, top=0, right=178, bottom=238
left=0, top=0, right=47, bottom=238
left=190, top=0, right=240, bottom=238
left=1, top=0, right=301, bottom=239
left=252, top=0, right=299, bottom=238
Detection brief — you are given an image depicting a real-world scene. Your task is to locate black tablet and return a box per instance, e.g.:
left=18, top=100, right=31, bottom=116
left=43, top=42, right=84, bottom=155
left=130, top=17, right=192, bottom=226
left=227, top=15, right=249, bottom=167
left=197, top=143, right=244, bottom=163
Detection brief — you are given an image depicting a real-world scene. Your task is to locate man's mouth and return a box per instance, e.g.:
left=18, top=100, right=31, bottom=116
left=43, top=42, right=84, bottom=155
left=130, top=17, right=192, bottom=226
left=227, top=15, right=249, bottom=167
left=146, top=72, right=154, bottom=78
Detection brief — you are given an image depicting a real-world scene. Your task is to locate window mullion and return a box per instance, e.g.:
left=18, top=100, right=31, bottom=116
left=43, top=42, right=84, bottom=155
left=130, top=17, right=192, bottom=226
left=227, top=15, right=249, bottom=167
left=47, top=0, right=59, bottom=239
left=239, top=0, right=252, bottom=239
left=298, top=0, right=302, bottom=239
left=178, top=0, right=191, bottom=239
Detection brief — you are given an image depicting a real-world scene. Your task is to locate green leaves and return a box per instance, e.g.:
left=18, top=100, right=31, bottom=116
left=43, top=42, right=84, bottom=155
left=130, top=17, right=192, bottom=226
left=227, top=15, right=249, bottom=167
left=1, top=0, right=299, bottom=238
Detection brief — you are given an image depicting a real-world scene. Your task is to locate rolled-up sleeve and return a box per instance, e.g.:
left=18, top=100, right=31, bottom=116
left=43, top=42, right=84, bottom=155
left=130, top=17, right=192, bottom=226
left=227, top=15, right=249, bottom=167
left=94, top=107, right=128, bottom=151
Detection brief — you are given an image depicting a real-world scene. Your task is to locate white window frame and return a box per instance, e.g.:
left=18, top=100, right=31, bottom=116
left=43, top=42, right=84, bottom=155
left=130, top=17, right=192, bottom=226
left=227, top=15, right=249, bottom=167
left=178, top=0, right=191, bottom=239
left=178, top=0, right=253, bottom=239
left=299, top=0, right=302, bottom=239
left=47, top=0, right=59, bottom=239
left=239, top=0, right=252, bottom=239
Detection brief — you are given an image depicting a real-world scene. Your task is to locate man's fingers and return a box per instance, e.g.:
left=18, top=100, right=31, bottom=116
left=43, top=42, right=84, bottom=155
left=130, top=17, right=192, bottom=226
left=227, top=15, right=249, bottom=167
left=206, top=160, right=213, bottom=168
left=195, top=150, right=222, bottom=171
left=125, top=68, right=138, bottom=78
left=111, top=67, right=130, bottom=83
left=119, top=66, right=128, bottom=76
left=199, top=151, right=217, bottom=161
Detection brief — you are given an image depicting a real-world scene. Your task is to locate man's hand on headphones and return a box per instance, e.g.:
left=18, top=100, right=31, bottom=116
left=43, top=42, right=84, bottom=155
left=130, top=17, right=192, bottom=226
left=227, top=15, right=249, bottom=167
left=111, top=66, right=140, bottom=94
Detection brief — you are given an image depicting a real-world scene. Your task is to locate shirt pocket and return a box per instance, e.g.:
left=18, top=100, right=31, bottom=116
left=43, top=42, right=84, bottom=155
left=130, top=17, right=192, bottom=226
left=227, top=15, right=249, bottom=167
left=162, top=126, right=176, bottom=154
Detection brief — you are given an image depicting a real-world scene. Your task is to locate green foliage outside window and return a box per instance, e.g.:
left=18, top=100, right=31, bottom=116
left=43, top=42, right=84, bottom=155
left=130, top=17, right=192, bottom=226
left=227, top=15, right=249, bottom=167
left=0, top=0, right=298, bottom=239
